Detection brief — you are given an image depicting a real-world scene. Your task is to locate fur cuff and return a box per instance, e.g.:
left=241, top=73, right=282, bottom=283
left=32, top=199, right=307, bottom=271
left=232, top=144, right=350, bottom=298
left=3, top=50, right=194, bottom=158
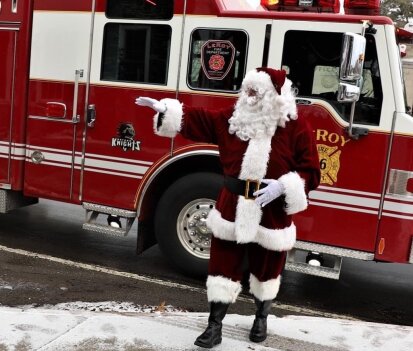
left=249, top=274, right=281, bottom=301
left=153, top=98, right=183, bottom=138
left=206, top=209, right=296, bottom=251
left=278, top=172, right=307, bottom=215
left=206, top=275, right=242, bottom=303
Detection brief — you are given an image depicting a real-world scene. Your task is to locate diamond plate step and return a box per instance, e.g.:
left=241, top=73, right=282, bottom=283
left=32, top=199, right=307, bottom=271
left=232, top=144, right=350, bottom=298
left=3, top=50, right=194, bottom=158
left=82, top=203, right=136, bottom=237
left=0, top=189, right=38, bottom=213
left=294, top=240, right=374, bottom=260
left=82, top=202, right=136, bottom=217
left=285, top=261, right=340, bottom=280
left=82, top=223, right=128, bottom=237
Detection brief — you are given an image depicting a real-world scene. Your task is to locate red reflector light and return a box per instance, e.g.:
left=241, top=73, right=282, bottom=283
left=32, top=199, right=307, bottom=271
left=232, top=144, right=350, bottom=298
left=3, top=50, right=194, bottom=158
left=378, top=238, right=385, bottom=255
left=344, top=0, right=380, bottom=15
left=317, top=0, right=340, bottom=13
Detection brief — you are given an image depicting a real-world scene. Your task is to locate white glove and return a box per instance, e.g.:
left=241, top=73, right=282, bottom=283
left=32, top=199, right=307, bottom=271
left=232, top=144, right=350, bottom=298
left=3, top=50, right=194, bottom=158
left=254, top=179, right=285, bottom=207
left=135, top=97, right=167, bottom=113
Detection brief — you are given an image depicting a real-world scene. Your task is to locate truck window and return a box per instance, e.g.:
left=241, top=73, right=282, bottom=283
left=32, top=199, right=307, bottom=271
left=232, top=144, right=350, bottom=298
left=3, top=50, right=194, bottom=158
left=101, top=23, right=171, bottom=85
left=106, top=0, right=173, bottom=20
left=187, top=29, right=248, bottom=92
left=282, top=30, right=383, bottom=126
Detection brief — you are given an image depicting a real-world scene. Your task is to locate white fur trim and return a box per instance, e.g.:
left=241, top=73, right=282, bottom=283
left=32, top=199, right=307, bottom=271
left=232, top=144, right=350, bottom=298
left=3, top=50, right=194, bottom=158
left=233, top=136, right=272, bottom=242
left=206, top=208, right=234, bottom=241
left=249, top=274, right=281, bottom=301
left=206, top=209, right=296, bottom=251
left=234, top=196, right=262, bottom=243
left=278, top=172, right=308, bottom=215
left=153, top=98, right=183, bottom=138
left=239, top=137, right=272, bottom=180
left=206, top=275, right=242, bottom=303
left=255, top=222, right=296, bottom=251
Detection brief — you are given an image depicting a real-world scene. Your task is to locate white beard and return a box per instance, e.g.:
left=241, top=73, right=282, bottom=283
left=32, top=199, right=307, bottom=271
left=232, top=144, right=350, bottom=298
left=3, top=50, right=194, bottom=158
left=228, top=90, right=279, bottom=141
left=228, top=78, right=298, bottom=141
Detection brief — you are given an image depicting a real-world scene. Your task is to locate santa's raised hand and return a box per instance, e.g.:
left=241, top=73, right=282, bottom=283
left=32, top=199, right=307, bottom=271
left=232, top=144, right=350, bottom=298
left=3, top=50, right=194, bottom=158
left=135, top=97, right=167, bottom=113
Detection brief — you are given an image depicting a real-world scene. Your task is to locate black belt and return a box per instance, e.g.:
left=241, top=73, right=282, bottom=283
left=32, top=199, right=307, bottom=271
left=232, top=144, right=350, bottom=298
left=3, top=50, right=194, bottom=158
left=224, top=176, right=267, bottom=200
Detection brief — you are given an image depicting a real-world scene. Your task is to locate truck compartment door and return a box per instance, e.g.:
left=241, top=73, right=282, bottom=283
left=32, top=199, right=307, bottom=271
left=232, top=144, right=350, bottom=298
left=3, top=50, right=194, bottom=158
left=0, top=29, right=17, bottom=184
left=80, top=1, right=179, bottom=209
left=24, top=2, right=93, bottom=202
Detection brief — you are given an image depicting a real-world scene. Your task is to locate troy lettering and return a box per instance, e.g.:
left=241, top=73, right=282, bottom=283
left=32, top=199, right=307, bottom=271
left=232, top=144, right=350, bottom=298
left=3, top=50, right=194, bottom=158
left=315, top=129, right=350, bottom=147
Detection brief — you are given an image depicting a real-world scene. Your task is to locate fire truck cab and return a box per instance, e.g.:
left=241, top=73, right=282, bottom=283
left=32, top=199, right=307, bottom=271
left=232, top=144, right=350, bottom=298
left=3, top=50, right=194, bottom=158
left=0, top=0, right=411, bottom=279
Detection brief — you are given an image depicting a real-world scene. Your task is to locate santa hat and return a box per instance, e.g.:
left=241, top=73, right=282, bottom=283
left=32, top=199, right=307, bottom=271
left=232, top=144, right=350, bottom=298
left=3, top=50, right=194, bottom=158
left=256, top=67, right=286, bottom=95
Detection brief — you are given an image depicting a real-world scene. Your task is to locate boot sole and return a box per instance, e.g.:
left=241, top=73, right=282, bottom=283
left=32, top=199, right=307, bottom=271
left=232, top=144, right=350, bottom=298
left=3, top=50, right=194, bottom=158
left=194, top=337, right=222, bottom=348
left=249, top=334, right=267, bottom=343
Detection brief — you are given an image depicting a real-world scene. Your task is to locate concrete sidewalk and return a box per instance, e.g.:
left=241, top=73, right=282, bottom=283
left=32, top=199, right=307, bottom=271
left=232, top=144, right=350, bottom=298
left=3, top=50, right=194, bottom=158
left=0, top=305, right=412, bottom=351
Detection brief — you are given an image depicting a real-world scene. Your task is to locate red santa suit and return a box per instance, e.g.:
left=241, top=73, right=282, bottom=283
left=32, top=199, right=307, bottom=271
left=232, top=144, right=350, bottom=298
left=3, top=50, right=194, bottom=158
left=152, top=68, right=320, bottom=304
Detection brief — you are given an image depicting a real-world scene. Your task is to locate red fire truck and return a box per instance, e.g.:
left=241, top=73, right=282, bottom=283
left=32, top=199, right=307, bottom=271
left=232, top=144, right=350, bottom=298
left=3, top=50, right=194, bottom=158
left=0, top=0, right=411, bottom=279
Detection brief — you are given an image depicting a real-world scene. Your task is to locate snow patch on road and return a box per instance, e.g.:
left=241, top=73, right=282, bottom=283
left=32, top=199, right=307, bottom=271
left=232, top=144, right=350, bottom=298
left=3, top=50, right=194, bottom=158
left=36, top=301, right=187, bottom=313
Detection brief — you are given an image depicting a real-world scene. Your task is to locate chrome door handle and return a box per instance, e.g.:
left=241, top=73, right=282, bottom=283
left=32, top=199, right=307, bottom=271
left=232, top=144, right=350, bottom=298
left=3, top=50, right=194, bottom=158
left=72, top=69, right=83, bottom=123
left=87, top=104, right=96, bottom=128
left=12, top=0, right=17, bottom=13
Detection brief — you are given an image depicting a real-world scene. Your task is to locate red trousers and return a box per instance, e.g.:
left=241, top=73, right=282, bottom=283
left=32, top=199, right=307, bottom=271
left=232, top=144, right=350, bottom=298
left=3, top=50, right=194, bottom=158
left=209, top=236, right=287, bottom=281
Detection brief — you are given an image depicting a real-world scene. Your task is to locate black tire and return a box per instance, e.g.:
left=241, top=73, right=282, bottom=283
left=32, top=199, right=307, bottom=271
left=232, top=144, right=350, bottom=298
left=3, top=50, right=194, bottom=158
left=154, top=172, right=223, bottom=278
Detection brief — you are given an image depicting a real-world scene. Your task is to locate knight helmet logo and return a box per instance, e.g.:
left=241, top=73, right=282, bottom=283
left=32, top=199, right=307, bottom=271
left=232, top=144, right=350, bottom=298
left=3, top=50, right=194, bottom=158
left=117, top=123, right=136, bottom=140
left=111, top=123, right=141, bottom=151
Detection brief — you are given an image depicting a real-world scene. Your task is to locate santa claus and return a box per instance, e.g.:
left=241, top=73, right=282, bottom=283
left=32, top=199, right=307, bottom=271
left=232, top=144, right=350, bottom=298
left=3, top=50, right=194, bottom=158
left=135, top=67, right=320, bottom=348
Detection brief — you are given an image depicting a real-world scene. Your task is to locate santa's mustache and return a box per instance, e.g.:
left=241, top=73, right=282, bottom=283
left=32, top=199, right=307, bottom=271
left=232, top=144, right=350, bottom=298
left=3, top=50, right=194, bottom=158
left=238, top=93, right=263, bottom=110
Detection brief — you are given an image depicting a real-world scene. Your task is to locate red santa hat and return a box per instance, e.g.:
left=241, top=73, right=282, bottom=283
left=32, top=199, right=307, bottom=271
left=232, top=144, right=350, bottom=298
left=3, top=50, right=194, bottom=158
left=256, top=67, right=286, bottom=95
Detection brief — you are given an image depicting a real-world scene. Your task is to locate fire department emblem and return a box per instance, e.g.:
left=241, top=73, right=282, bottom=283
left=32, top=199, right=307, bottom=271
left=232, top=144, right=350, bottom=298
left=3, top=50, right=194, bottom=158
left=201, top=40, right=235, bottom=80
left=111, top=123, right=141, bottom=151
left=317, top=144, right=341, bottom=185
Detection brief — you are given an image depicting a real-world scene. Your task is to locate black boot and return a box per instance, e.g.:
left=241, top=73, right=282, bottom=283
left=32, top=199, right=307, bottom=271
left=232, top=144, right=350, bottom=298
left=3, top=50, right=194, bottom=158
left=194, top=302, right=230, bottom=348
left=249, top=298, right=273, bottom=343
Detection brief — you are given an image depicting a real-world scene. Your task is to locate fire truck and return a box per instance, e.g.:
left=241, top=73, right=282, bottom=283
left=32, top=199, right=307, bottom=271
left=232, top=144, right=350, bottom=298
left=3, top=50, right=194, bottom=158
left=0, top=0, right=411, bottom=279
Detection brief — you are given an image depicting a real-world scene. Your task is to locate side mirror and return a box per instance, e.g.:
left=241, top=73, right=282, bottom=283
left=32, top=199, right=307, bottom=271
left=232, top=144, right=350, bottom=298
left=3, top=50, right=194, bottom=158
left=337, top=82, right=361, bottom=103
left=339, top=33, right=366, bottom=82
left=338, top=32, right=368, bottom=140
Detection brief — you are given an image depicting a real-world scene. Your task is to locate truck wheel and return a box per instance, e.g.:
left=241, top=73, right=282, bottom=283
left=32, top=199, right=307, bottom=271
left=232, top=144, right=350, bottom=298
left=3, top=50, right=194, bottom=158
left=154, top=172, right=223, bottom=278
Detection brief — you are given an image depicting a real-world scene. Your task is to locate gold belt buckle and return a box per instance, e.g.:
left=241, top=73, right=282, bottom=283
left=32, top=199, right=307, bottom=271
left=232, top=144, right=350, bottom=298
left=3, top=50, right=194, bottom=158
left=245, top=179, right=260, bottom=200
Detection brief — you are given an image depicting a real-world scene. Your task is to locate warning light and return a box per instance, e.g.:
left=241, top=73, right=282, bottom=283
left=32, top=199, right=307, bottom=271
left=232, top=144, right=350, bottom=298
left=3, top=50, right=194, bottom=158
left=261, top=0, right=280, bottom=5
left=260, top=0, right=340, bottom=13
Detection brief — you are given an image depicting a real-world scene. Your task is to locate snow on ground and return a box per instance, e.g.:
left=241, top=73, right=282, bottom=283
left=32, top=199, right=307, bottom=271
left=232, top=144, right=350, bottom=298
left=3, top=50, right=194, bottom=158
left=0, top=302, right=412, bottom=350
left=40, top=301, right=187, bottom=313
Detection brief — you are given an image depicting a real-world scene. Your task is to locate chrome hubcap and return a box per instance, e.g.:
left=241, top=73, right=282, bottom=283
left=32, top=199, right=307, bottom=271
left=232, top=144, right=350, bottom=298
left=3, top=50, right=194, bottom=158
left=177, top=198, right=215, bottom=259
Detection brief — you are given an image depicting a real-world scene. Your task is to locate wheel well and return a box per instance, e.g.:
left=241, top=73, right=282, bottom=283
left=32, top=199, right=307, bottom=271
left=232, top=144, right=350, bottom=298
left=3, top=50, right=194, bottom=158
left=136, top=154, right=222, bottom=254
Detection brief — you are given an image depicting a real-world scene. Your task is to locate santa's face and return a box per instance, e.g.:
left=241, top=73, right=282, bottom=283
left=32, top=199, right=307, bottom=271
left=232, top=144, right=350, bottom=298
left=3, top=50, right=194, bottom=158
left=243, top=85, right=267, bottom=107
